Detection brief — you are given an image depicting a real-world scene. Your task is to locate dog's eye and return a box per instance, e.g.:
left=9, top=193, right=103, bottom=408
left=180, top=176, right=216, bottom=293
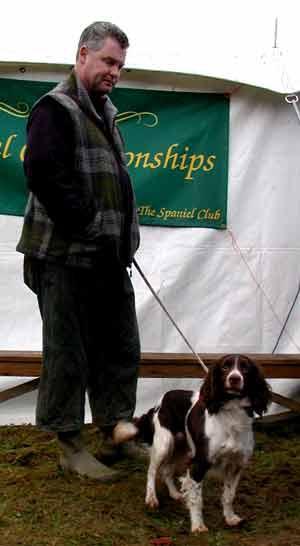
left=221, top=363, right=230, bottom=371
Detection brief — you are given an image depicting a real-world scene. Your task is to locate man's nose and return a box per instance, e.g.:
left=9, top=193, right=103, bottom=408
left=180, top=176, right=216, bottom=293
left=110, top=64, right=121, bottom=78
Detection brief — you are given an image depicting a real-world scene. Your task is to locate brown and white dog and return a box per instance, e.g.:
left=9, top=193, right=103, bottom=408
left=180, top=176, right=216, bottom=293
left=114, top=354, right=271, bottom=533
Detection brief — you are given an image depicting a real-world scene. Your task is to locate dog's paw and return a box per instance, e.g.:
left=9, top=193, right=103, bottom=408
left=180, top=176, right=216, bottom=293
left=146, top=494, right=159, bottom=509
left=225, top=515, right=244, bottom=527
left=191, top=524, right=209, bottom=533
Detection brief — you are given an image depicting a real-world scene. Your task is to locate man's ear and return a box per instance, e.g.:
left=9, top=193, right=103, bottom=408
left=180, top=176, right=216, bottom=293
left=78, top=45, right=89, bottom=64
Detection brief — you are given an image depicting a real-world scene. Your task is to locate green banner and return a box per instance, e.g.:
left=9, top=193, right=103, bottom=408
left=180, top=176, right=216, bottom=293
left=0, top=78, right=229, bottom=228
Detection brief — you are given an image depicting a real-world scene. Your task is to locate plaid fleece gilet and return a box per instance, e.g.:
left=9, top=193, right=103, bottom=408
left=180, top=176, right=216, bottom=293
left=17, top=72, right=140, bottom=268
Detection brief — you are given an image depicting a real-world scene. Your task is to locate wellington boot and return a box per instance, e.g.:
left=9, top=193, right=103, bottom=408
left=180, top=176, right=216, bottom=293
left=98, top=434, right=148, bottom=466
left=58, top=433, right=120, bottom=482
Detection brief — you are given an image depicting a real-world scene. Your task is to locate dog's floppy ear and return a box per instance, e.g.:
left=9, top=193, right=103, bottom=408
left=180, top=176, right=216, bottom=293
left=200, top=359, right=224, bottom=414
left=246, top=357, right=272, bottom=416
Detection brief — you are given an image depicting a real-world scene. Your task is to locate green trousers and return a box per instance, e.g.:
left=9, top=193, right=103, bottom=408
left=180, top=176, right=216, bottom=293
left=24, top=257, right=140, bottom=433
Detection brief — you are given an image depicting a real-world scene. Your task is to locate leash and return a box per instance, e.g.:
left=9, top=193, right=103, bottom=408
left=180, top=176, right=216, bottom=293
left=133, top=258, right=208, bottom=375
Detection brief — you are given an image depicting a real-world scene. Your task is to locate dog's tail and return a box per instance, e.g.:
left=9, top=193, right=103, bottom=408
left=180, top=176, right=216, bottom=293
left=113, top=408, right=155, bottom=445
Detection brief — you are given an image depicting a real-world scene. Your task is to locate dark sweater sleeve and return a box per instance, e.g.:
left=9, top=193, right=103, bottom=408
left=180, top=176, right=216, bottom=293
left=24, top=96, right=96, bottom=235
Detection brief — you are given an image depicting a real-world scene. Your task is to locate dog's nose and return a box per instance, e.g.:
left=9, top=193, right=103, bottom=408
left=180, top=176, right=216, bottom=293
left=229, top=373, right=242, bottom=386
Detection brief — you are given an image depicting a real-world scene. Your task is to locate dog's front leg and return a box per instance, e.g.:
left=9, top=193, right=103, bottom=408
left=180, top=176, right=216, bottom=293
left=222, top=469, right=243, bottom=527
left=180, top=471, right=208, bottom=533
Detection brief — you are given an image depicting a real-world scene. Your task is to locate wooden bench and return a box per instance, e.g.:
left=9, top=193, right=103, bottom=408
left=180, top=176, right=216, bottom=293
left=1, top=351, right=300, bottom=417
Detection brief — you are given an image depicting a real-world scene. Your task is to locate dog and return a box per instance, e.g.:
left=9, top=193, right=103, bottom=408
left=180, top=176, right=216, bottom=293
left=114, top=354, right=271, bottom=533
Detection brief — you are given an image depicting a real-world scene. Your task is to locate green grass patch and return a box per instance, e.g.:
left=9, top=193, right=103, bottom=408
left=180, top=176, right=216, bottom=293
left=0, top=421, right=300, bottom=546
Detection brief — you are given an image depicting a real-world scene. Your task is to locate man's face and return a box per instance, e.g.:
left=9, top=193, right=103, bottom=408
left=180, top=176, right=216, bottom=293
left=77, top=37, right=126, bottom=95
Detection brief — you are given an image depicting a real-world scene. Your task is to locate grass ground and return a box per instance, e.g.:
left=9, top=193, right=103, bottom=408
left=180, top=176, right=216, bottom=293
left=0, top=420, right=300, bottom=546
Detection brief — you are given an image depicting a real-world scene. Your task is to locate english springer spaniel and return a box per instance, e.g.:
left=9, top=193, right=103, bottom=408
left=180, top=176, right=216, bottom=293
left=114, top=354, right=271, bottom=533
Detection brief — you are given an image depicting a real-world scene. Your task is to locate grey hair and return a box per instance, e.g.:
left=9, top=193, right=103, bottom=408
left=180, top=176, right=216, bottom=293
left=76, top=21, right=129, bottom=59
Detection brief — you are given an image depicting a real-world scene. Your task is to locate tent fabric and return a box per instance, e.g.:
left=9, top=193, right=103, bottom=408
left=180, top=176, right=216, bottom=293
left=1, top=79, right=300, bottom=425
left=1, top=34, right=300, bottom=94
left=1, top=46, right=300, bottom=94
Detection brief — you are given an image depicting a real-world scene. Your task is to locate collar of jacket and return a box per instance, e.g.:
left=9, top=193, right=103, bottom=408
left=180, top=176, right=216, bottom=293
left=55, top=70, right=118, bottom=133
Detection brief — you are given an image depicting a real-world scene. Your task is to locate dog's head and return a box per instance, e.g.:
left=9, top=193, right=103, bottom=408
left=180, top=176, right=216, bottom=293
left=200, top=354, right=271, bottom=416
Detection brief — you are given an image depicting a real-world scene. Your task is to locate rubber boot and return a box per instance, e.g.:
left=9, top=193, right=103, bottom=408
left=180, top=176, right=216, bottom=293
left=97, top=424, right=148, bottom=465
left=58, top=431, right=120, bottom=482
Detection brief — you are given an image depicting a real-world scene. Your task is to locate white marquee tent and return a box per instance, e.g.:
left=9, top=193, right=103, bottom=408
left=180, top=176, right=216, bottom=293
left=1, top=2, right=300, bottom=424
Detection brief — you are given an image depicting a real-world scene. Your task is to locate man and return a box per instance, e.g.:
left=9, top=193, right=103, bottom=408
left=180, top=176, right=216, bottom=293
left=17, top=22, right=141, bottom=481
